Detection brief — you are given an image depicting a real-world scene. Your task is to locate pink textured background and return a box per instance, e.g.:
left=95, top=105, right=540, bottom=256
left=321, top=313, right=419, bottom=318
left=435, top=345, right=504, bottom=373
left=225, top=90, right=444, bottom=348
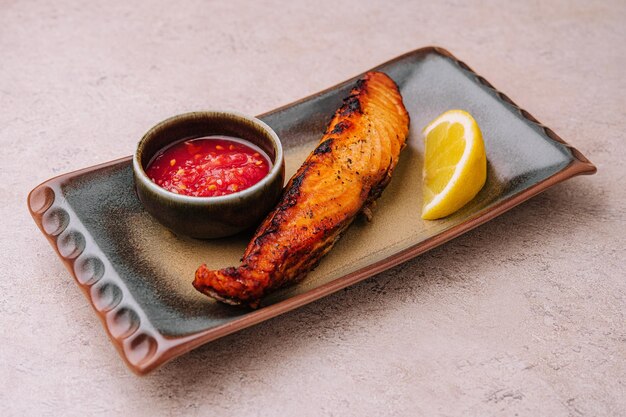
left=2, top=1, right=625, bottom=415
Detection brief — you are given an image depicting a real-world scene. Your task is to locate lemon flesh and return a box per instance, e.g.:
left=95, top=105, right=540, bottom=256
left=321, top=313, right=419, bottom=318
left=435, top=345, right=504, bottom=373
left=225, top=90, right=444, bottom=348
left=422, top=110, right=486, bottom=220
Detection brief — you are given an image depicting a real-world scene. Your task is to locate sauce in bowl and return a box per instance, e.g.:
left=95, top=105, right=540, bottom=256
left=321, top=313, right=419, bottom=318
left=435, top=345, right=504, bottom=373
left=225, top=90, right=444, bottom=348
left=146, top=136, right=271, bottom=197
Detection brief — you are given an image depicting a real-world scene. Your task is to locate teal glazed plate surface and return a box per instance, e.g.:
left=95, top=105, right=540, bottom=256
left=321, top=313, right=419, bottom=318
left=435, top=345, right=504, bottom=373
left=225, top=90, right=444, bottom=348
left=27, top=47, right=596, bottom=375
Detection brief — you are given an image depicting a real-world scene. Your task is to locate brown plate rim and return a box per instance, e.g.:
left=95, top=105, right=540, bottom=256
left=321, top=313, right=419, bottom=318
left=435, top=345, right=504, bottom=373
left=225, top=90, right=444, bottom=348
left=27, top=46, right=597, bottom=375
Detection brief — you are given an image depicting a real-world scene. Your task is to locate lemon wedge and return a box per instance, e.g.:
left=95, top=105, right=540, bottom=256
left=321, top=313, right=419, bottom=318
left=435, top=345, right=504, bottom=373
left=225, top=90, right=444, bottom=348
left=421, top=110, right=486, bottom=220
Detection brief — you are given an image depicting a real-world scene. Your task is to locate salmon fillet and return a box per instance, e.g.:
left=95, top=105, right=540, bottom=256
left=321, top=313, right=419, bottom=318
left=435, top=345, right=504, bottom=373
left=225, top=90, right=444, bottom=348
left=194, top=71, right=410, bottom=307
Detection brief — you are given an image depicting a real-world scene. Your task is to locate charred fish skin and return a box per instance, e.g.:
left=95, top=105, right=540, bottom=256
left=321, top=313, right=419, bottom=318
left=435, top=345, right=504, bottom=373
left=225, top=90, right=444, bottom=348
left=194, top=71, right=410, bottom=307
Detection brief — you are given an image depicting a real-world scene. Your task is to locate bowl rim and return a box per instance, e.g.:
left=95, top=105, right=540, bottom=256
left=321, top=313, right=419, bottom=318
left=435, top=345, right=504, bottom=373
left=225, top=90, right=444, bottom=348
left=133, top=110, right=284, bottom=204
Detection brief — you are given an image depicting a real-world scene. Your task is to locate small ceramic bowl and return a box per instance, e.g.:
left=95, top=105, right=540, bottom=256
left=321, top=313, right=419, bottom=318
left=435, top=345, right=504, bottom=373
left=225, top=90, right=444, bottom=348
left=133, top=111, right=285, bottom=239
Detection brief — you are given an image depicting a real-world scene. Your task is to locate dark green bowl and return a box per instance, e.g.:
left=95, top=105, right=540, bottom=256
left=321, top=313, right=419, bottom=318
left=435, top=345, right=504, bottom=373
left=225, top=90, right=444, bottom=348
left=133, top=111, right=285, bottom=238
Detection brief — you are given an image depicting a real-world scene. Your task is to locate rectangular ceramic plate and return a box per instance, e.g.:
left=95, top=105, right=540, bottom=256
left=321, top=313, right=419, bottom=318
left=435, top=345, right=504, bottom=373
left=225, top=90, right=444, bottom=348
left=28, top=47, right=596, bottom=375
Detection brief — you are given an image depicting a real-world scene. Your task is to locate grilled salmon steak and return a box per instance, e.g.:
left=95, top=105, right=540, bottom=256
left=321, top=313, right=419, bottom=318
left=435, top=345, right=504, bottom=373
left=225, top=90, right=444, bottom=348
left=194, top=71, right=410, bottom=307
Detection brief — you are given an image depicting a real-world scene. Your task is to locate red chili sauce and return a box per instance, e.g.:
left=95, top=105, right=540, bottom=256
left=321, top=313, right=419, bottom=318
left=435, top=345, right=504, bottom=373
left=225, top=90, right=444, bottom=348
left=146, top=136, right=271, bottom=197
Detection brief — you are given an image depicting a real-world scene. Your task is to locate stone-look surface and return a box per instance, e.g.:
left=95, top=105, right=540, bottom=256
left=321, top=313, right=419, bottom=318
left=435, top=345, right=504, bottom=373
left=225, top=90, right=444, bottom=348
left=2, top=0, right=624, bottom=415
